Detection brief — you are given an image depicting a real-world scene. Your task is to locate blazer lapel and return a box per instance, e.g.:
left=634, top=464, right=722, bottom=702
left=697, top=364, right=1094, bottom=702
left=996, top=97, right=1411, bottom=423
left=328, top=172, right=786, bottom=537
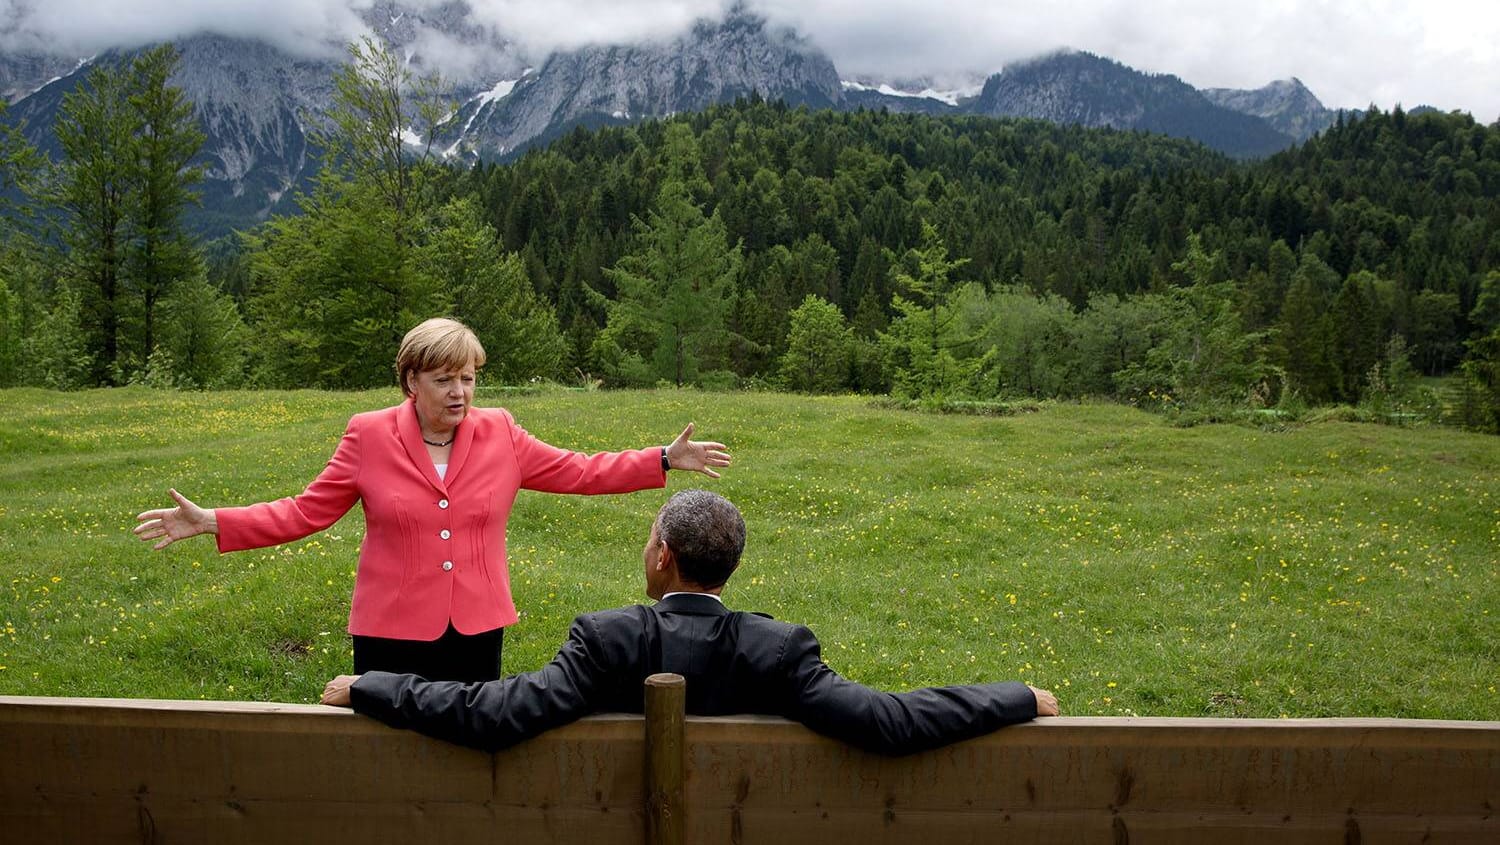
left=395, top=397, right=446, bottom=493
left=441, top=410, right=476, bottom=489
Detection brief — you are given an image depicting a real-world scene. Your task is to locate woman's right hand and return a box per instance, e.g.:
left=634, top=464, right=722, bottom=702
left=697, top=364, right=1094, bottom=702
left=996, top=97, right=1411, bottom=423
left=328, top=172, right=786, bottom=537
left=134, top=488, right=217, bottom=550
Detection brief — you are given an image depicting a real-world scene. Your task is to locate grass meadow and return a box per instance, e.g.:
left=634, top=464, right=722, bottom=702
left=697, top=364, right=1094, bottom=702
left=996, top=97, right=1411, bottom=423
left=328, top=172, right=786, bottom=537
left=0, top=386, right=1495, bottom=719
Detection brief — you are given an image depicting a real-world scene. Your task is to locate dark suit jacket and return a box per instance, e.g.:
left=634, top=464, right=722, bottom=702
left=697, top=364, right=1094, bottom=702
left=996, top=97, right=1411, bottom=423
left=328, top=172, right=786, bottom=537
left=350, top=593, right=1039, bottom=756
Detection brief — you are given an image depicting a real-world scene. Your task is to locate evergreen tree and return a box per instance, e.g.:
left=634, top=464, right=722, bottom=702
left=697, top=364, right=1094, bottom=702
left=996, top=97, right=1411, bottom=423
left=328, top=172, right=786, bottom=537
left=1411, top=290, right=1462, bottom=375
left=1115, top=236, right=1270, bottom=406
left=154, top=272, right=247, bottom=389
left=124, top=44, right=205, bottom=365
left=1276, top=255, right=1339, bottom=401
left=597, top=181, right=741, bottom=386
left=310, top=36, right=446, bottom=250
left=0, top=99, right=44, bottom=228
left=779, top=295, right=853, bottom=393
left=1329, top=272, right=1383, bottom=402
left=53, top=59, right=138, bottom=383
left=22, top=287, right=94, bottom=390
left=881, top=221, right=971, bottom=399
left=1455, top=328, right=1500, bottom=433
left=415, top=198, right=566, bottom=383
left=1471, top=270, right=1500, bottom=336
left=786, top=233, right=842, bottom=306
left=0, top=276, right=19, bottom=386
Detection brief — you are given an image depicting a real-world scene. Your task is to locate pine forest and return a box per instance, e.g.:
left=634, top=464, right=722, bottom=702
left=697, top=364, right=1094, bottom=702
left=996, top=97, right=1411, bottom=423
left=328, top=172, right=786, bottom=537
left=1, top=42, right=1497, bottom=432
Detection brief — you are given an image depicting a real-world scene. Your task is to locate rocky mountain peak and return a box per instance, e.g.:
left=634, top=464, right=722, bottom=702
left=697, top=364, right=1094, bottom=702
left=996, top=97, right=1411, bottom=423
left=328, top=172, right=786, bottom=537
left=439, top=6, right=840, bottom=161
left=1202, top=76, right=1335, bottom=141
left=970, top=50, right=1293, bottom=158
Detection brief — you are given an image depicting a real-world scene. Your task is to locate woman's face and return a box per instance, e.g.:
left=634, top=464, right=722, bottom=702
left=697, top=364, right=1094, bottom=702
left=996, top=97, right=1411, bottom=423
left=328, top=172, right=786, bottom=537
left=409, top=362, right=476, bottom=433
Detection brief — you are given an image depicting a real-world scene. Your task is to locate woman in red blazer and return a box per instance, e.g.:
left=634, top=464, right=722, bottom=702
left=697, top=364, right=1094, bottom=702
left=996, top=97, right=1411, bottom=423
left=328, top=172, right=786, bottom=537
left=134, top=318, right=731, bottom=682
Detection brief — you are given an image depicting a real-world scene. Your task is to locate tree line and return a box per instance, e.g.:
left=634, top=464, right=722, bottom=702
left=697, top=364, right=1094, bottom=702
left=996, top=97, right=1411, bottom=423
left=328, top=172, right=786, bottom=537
left=1, top=41, right=1496, bottom=431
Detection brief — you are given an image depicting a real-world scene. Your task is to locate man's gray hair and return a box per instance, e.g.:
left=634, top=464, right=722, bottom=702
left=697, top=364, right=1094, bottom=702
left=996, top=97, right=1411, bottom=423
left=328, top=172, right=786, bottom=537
left=657, top=489, right=746, bottom=588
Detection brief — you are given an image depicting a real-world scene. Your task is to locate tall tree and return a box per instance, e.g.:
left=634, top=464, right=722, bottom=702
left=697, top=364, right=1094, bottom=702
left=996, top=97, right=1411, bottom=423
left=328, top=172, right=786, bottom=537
left=246, top=37, right=449, bottom=386
left=53, top=59, right=138, bottom=383
left=154, top=272, right=247, bottom=388
left=881, top=221, right=971, bottom=399
left=0, top=99, right=45, bottom=386
left=1455, top=328, right=1500, bottom=433
left=309, top=36, right=446, bottom=251
left=125, top=43, right=206, bottom=363
left=0, top=276, right=19, bottom=385
left=1411, top=290, right=1462, bottom=375
left=414, top=198, right=567, bottom=383
left=1275, top=254, right=1339, bottom=402
left=596, top=181, right=741, bottom=386
left=779, top=295, right=853, bottom=393
left=0, top=99, right=44, bottom=227
left=1329, top=272, right=1382, bottom=402
left=245, top=176, right=440, bottom=387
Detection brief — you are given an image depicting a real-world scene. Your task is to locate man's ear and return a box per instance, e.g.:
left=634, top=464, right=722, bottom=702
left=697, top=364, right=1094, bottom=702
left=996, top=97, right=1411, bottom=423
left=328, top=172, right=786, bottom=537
left=657, top=540, right=676, bottom=572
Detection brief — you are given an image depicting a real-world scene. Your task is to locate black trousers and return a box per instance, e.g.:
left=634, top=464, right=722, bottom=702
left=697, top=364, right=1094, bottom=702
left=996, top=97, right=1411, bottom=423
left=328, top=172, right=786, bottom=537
left=352, top=623, right=503, bottom=683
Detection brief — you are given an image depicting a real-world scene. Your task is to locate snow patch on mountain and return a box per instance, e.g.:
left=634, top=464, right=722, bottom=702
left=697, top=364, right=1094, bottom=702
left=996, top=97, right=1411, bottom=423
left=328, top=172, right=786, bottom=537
left=841, top=79, right=980, bottom=106
left=474, top=72, right=527, bottom=108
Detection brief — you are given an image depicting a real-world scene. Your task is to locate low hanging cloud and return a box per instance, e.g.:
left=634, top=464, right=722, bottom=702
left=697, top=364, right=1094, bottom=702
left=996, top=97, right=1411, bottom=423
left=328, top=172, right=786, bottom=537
left=0, top=0, right=369, bottom=58
left=754, top=0, right=1500, bottom=117
left=0, top=0, right=1495, bottom=119
left=463, top=0, right=739, bottom=53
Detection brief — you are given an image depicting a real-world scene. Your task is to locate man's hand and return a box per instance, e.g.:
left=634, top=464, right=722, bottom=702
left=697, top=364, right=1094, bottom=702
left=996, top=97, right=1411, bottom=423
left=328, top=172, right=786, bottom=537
left=1029, top=686, right=1059, bottom=716
left=322, top=674, right=361, bottom=707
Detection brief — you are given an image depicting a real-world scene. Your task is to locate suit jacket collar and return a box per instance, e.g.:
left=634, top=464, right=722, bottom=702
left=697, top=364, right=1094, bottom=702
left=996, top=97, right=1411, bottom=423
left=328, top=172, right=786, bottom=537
left=395, top=397, right=466, bottom=494
left=654, top=592, right=730, bottom=617
left=444, top=405, right=476, bottom=488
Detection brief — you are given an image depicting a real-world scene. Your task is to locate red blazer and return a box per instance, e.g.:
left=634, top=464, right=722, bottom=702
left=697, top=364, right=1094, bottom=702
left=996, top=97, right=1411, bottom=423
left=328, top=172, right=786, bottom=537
left=215, top=399, right=666, bottom=640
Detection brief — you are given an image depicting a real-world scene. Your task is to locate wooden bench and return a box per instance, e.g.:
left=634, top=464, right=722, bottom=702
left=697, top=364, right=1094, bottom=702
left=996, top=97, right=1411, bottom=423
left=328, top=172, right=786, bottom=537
left=2, top=684, right=1496, bottom=843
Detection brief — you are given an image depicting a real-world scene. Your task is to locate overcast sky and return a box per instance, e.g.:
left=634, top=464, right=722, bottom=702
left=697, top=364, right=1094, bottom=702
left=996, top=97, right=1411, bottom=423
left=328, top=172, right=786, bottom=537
left=2, top=0, right=1497, bottom=119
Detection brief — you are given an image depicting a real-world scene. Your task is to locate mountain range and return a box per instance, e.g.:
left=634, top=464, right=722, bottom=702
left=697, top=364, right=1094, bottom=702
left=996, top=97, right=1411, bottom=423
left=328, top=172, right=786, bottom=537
left=2, top=3, right=1349, bottom=237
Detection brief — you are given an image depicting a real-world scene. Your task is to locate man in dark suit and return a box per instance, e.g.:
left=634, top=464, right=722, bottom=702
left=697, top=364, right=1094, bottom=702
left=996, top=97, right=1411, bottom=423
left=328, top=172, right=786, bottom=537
left=321, top=490, right=1058, bottom=755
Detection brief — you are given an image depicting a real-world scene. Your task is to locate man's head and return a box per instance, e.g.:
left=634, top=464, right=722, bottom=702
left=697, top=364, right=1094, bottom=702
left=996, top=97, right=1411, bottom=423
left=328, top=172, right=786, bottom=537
left=643, top=489, right=746, bottom=599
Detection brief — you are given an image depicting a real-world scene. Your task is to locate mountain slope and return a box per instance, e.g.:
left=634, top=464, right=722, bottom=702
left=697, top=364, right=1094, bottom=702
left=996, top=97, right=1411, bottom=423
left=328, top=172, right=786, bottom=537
left=2, top=7, right=1340, bottom=234
left=1201, top=77, right=1338, bottom=142
left=441, top=9, right=840, bottom=161
left=969, top=51, right=1294, bottom=158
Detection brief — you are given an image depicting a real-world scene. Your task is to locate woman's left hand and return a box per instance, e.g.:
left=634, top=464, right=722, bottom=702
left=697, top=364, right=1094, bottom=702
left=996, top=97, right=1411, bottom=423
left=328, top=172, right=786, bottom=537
left=665, top=423, right=732, bottom=478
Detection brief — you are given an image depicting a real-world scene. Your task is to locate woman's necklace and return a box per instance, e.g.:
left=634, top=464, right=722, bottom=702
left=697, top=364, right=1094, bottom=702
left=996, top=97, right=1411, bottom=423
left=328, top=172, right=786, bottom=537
left=417, top=410, right=456, bottom=447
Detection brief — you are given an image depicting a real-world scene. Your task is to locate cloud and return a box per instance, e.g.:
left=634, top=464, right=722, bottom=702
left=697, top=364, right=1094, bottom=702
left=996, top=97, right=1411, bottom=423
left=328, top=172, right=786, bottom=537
left=0, top=0, right=368, bottom=58
left=751, top=0, right=1500, bottom=117
left=0, top=1, right=1496, bottom=119
left=462, top=0, right=739, bottom=54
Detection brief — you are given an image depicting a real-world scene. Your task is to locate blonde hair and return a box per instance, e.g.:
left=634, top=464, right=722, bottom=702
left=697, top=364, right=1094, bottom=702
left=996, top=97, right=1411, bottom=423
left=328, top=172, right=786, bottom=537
left=395, top=318, right=487, bottom=396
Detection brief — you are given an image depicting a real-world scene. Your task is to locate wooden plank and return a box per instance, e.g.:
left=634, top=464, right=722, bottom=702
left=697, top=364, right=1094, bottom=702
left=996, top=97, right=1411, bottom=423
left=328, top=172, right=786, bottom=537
left=678, top=808, right=1500, bottom=845
left=0, top=797, right=645, bottom=845
left=679, top=716, right=1500, bottom=815
left=2, top=696, right=1496, bottom=845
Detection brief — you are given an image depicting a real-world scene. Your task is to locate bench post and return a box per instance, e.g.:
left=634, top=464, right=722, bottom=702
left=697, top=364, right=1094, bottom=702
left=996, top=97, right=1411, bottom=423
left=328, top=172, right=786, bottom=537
left=644, top=673, right=686, bottom=845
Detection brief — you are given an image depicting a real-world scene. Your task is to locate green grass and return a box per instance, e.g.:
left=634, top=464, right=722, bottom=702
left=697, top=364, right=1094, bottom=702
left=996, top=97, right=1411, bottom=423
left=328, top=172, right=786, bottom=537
left=1, top=387, right=1496, bottom=720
